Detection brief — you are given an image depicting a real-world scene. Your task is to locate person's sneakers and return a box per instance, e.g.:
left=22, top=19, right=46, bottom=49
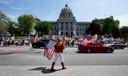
left=50, top=69, right=56, bottom=72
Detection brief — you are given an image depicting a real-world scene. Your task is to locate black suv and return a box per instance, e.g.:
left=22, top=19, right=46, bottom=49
left=32, top=39, right=49, bottom=48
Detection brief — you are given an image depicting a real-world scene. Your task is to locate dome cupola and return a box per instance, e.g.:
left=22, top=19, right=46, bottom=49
left=59, top=4, right=74, bottom=18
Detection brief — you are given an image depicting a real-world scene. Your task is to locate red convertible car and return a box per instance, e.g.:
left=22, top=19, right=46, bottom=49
left=78, top=43, right=114, bottom=53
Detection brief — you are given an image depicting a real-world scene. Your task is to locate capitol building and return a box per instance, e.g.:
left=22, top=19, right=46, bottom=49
left=49, top=4, right=90, bottom=37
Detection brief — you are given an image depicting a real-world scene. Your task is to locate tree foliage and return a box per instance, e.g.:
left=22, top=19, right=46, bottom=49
left=0, top=22, right=8, bottom=31
left=35, top=21, right=53, bottom=35
left=102, top=16, right=120, bottom=37
left=7, top=21, right=19, bottom=36
left=89, top=19, right=102, bottom=35
left=120, top=26, right=128, bottom=38
left=18, top=14, right=36, bottom=35
left=88, top=16, right=120, bottom=38
left=0, top=11, right=10, bottom=32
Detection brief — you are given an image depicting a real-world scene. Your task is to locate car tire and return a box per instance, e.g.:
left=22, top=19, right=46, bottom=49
left=106, top=49, right=112, bottom=53
left=85, top=48, right=91, bottom=53
left=120, top=46, right=124, bottom=49
left=32, top=45, right=37, bottom=48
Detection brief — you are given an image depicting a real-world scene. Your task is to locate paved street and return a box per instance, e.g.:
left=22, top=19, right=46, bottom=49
left=1, top=65, right=128, bottom=76
left=0, top=47, right=128, bottom=65
left=0, top=46, right=128, bottom=76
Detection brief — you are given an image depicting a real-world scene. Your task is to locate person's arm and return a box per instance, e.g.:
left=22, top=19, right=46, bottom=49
left=62, top=42, right=65, bottom=49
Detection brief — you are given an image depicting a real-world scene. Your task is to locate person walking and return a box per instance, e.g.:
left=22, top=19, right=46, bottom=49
left=50, top=38, right=66, bottom=71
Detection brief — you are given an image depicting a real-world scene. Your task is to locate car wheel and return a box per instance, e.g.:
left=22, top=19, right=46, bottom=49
left=32, top=45, right=37, bottom=48
left=112, top=46, right=116, bottom=49
left=120, top=46, right=124, bottom=49
left=85, top=49, right=91, bottom=53
left=106, top=49, right=112, bottom=53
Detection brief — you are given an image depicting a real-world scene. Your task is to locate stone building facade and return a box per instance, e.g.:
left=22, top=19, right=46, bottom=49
left=49, top=4, right=90, bottom=37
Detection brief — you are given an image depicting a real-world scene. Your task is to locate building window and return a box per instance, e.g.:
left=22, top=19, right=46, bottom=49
left=61, top=22, right=64, bottom=30
left=61, top=32, right=63, bottom=35
left=82, top=27, right=84, bottom=31
left=80, top=26, right=81, bottom=30
left=77, top=27, right=79, bottom=30
left=66, top=32, right=68, bottom=36
left=61, top=25, right=64, bottom=30
left=66, top=22, right=68, bottom=25
left=71, top=22, right=73, bottom=25
left=71, top=25, right=73, bottom=30
left=66, top=25, right=68, bottom=30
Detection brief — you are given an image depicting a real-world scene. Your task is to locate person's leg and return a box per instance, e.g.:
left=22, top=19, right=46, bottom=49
left=60, top=53, right=66, bottom=69
left=61, top=62, right=66, bottom=69
left=50, top=53, right=58, bottom=71
left=50, top=62, right=55, bottom=71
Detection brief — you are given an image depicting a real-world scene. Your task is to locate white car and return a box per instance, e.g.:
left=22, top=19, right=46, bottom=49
left=104, top=42, right=126, bottom=49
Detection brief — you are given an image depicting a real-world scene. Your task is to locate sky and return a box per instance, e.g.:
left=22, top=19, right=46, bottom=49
left=0, top=0, right=128, bottom=27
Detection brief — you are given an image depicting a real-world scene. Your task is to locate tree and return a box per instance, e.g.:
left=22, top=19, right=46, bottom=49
left=18, top=14, right=36, bottom=35
left=88, top=16, right=120, bottom=38
left=41, top=21, right=53, bottom=35
left=89, top=19, right=102, bottom=35
left=102, top=18, right=112, bottom=34
left=120, top=26, right=128, bottom=38
left=34, top=17, right=41, bottom=34
left=0, top=22, right=8, bottom=31
left=35, top=21, right=53, bottom=36
left=85, top=27, right=91, bottom=34
left=0, top=11, right=10, bottom=32
left=111, top=20, right=120, bottom=38
left=120, top=26, right=128, bottom=44
left=7, top=21, right=17, bottom=36
left=0, top=10, right=10, bottom=23
left=101, top=16, right=120, bottom=37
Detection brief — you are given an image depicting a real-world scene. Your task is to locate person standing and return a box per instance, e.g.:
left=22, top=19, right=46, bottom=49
left=50, top=38, right=66, bottom=71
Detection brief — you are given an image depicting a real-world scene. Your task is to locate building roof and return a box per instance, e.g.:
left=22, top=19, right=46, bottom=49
left=59, top=4, right=74, bottom=18
left=61, top=4, right=72, bottom=13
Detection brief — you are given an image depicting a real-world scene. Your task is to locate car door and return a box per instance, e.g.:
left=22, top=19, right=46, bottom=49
left=93, top=43, right=104, bottom=53
left=90, top=43, right=99, bottom=52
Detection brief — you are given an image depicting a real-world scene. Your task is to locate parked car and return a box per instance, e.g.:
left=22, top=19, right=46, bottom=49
left=78, top=43, right=114, bottom=53
left=104, top=42, right=126, bottom=49
left=32, top=39, right=49, bottom=48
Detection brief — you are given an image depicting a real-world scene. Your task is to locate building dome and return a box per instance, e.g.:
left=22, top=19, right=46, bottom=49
left=59, top=4, right=74, bottom=18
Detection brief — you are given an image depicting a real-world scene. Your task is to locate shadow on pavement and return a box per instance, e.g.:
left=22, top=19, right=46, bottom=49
left=29, top=67, right=62, bottom=74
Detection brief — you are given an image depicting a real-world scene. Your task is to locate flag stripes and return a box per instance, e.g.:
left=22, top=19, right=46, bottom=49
left=44, top=49, right=54, bottom=60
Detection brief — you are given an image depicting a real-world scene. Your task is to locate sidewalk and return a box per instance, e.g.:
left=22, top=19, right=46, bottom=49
left=0, top=65, right=128, bottom=76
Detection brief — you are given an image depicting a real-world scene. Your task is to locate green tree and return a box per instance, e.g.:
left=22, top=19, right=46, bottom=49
left=0, top=22, right=8, bottom=31
left=7, top=21, right=17, bottom=36
left=18, top=14, right=36, bottom=35
left=111, top=20, right=120, bottom=37
left=120, top=26, right=128, bottom=38
left=102, top=18, right=112, bottom=34
left=34, top=17, right=41, bottom=35
left=0, top=11, right=10, bottom=32
left=35, top=21, right=53, bottom=36
left=120, top=26, right=128, bottom=44
left=85, top=27, right=91, bottom=34
left=102, top=16, right=120, bottom=37
left=89, top=19, right=102, bottom=35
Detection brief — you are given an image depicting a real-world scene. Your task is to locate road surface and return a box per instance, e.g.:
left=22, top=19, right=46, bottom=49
left=0, top=46, right=128, bottom=66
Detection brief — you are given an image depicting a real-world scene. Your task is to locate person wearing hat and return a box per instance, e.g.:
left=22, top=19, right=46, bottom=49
left=50, top=38, right=66, bottom=71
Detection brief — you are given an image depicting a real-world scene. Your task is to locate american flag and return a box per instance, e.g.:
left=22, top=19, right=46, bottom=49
left=43, top=39, right=56, bottom=60
left=44, top=48, right=54, bottom=60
